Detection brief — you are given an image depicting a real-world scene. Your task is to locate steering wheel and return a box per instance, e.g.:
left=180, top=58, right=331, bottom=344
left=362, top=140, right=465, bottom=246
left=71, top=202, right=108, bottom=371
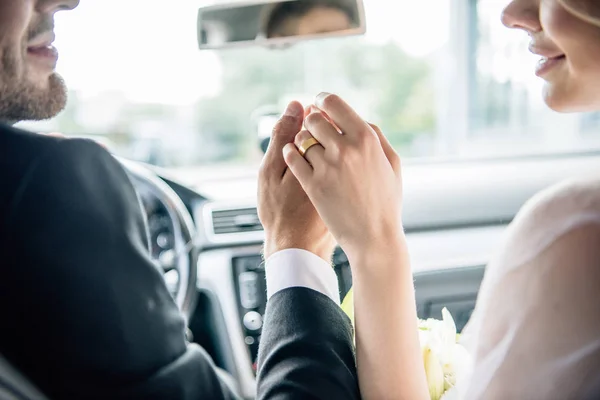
left=121, top=160, right=198, bottom=321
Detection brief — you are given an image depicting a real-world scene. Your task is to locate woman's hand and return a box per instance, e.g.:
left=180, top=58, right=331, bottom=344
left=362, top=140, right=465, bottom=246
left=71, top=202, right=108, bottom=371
left=285, top=94, right=429, bottom=400
left=283, top=93, right=403, bottom=264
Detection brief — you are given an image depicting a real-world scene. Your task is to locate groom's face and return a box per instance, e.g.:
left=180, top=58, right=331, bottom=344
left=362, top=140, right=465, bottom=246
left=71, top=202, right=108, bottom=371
left=0, top=0, right=79, bottom=123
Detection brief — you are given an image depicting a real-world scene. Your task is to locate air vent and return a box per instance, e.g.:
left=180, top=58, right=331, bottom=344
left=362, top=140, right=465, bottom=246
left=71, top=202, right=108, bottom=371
left=211, top=207, right=263, bottom=235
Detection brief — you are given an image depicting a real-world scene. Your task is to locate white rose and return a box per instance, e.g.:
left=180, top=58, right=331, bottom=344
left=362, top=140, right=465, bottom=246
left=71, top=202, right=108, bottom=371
left=419, top=308, right=470, bottom=400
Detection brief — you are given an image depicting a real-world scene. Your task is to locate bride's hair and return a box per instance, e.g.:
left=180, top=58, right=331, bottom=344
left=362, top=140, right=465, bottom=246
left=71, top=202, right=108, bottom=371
left=559, top=0, right=600, bottom=27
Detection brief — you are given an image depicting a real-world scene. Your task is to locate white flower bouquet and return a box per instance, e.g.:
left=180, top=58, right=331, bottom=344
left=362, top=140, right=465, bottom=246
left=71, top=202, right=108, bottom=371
left=341, top=289, right=470, bottom=400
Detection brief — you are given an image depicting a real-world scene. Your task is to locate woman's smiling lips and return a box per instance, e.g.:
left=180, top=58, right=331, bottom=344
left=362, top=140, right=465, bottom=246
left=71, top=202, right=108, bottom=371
left=535, top=55, right=566, bottom=76
left=529, top=45, right=566, bottom=77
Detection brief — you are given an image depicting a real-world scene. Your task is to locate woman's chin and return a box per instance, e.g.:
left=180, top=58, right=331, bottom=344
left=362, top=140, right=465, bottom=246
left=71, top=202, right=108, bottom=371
left=542, top=80, right=600, bottom=113
left=543, top=90, right=569, bottom=113
left=543, top=85, right=585, bottom=113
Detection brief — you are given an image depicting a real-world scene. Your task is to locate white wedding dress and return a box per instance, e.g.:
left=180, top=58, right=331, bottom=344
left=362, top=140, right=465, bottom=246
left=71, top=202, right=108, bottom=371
left=458, top=175, right=600, bottom=399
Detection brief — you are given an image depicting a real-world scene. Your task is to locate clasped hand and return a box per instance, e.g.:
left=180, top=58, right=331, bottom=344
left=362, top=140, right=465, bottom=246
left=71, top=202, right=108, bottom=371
left=258, top=93, right=405, bottom=266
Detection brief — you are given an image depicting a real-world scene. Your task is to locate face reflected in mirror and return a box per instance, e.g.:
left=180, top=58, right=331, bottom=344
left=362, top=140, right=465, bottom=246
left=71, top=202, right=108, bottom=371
left=266, top=5, right=354, bottom=38
left=197, top=0, right=365, bottom=50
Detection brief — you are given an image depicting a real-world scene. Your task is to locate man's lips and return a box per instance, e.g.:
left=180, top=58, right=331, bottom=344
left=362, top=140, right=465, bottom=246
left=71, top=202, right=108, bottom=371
left=27, top=32, right=58, bottom=63
left=27, top=45, right=59, bottom=60
left=28, top=31, right=55, bottom=48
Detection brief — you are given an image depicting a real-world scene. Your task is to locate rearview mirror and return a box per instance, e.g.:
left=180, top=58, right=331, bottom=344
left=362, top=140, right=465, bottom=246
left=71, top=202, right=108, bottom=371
left=197, top=0, right=366, bottom=50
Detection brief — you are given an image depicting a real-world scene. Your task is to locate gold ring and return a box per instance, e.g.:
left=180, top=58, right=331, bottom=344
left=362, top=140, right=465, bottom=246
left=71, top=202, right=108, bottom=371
left=298, top=137, right=320, bottom=157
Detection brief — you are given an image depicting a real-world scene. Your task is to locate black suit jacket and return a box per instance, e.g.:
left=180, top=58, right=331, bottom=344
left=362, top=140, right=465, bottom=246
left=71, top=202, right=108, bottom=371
left=0, top=124, right=360, bottom=400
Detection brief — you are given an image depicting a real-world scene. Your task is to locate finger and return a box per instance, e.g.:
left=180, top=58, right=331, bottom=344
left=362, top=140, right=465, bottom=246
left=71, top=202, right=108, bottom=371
left=308, top=106, right=341, bottom=133
left=269, top=101, right=305, bottom=149
left=369, top=123, right=401, bottom=174
left=304, top=105, right=313, bottom=119
left=263, top=101, right=304, bottom=178
left=303, top=111, right=342, bottom=149
left=283, top=143, right=313, bottom=186
left=314, top=92, right=369, bottom=138
left=294, top=129, right=326, bottom=168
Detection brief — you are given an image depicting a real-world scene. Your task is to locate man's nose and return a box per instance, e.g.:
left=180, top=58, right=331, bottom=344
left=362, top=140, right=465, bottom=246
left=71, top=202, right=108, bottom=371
left=37, top=0, right=80, bottom=14
left=501, top=0, right=542, bottom=33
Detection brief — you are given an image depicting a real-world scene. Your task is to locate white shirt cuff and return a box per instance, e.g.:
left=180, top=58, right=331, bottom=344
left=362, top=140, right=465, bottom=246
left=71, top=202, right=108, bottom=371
left=265, top=249, right=341, bottom=305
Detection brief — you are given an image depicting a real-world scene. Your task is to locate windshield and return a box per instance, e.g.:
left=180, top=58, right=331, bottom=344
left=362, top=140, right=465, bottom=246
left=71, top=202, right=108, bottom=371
left=19, top=0, right=600, bottom=171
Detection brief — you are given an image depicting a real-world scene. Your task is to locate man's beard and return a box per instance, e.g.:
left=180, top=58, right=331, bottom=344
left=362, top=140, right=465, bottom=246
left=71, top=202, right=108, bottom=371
left=0, top=75, right=67, bottom=123
left=0, top=34, right=67, bottom=123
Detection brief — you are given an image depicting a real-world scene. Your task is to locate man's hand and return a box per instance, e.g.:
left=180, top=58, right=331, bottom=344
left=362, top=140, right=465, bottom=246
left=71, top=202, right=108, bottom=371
left=258, top=101, right=336, bottom=262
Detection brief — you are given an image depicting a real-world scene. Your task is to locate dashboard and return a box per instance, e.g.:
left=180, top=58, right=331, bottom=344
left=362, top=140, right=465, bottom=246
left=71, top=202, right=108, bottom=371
left=132, top=151, right=600, bottom=400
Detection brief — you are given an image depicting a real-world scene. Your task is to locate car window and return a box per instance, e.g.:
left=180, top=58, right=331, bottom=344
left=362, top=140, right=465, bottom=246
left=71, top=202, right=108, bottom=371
left=19, top=0, right=600, bottom=170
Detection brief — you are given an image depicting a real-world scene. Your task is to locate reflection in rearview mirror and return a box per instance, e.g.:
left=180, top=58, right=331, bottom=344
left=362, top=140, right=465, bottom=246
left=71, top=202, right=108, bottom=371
left=198, top=0, right=366, bottom=50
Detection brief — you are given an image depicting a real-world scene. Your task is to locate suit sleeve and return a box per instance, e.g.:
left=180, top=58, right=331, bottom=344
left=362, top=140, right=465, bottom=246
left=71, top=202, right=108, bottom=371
left=256, top=287, right=361, bottom=400
left=2, top=139, right=239, bottom=400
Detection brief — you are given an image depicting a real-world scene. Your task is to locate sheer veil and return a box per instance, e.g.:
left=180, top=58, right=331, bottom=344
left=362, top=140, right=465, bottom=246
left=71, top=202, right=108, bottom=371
left=457, top=177, right=600, bottom=399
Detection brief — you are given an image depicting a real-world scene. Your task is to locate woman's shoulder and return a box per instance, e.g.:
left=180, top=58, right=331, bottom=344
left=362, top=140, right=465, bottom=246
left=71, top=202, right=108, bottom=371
left=498, top=175, right=600, bottom=267
left=518, top=174, right=600, bottom=226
